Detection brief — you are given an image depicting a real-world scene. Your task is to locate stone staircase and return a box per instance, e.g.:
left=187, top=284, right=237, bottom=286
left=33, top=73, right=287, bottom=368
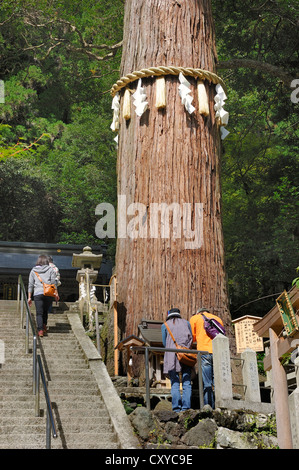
left=0, top=300, right=137, bottom=449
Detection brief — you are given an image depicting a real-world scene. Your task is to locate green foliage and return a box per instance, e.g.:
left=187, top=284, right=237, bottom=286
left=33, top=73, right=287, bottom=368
left=292, top=267, right=299, bottom=289
left=256, top=352, right=266, bottom=376
left=0, top=158, right=60, bottom=241
left=0, top=0, right=120, bottom=249
left=213, top=0, right=299, bottom=315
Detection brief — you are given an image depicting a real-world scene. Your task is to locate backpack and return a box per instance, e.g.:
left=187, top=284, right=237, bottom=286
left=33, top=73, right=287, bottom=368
left=201, top=313, right=226, bottom=339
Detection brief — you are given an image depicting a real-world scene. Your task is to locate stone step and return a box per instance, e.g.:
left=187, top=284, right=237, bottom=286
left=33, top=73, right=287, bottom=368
left=0, top=319, right=21, bottom=324
left=0, top=435, right=51, bottom=449
left=0, top=408, right=37, bottom=417
left=0, top=334, right=26, bottom=340
left=0, top=306, right=122, bottom=451
left=0, top=313, right=19, bottom=316
left=1, top=365, right=88, bottom=373
left=0, top=368, right=92, bottom=376
left=0, top=321, right=71, bottom=327
left=52, top=441, right=119, bottom=450
left=0, top=334, right=28, bottom=340
left=38, top=344, right=82, bottom=350
left=0, top=315, right=71, bottom=322
left=37, top=334, right=75, bottom=340
left=0, top=382, right=99, bottom=394
left=0, top=307, right=19, bottom=313
left=4, top=350, right=85, bottom=359
left=0, top=428, right=118, bottom=445
left=0, top=409, right=112, bottom=431
left=3, top=357, right=35, bottom=364
left=0, top=386, right=35, bottom=394
left=0, top=390, right=103, bottom=401
left=47, top=384, right=100, bottom=394
left=0, top=394, right=37, bottom=402
left=0, top=311, right=24, bottom=316
left=46, top=389, right=102, bottom=398
left=0, top=396, right=105, bottom=410
left=0, top=417, right=48, bottom=426
left=9, top=317, right=72, bottom=323
left=0, top=308, right=21, bottom=312
left=0, top=419, right=114, bottom=435
left=0, top=377, right=33, bottom=385
left=0, top=424, right=47, bottom=434
left=0, top=329, right=24, bottom=334
left=55, top=421, right=114, bottom=434
left=54, top=432, right=118, bottom=445
left=0, top=398, right=35, bottom=408
left=40, top=345, right=82, bottom=351
left=39, top=344, right=83, bottom=352
left=0, top=372, right=94, bottom=383
left=0, top=393, right=103, bottom=405
left=44, top=407, right=107, bottom=419
left=43, top=371, right=95, bottom=381
left=0, top=436, right=119, bottom=449
left=1, top=364, right=88, bottom=374
left=3, top=347, right=83, bottom=356
left=39, top=395, right=104, bottom=404
left=42, top=362, right=89, bottom=370
left=55, top=410, right=108, bottom=419
left=3, top=358, right=88, bottom=367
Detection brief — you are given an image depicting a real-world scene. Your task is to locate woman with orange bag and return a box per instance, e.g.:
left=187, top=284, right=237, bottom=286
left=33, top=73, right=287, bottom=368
left=28, top=254, right=59, bottom=337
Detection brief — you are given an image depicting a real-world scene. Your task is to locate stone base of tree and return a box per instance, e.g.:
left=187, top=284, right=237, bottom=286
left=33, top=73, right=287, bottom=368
left=128, top=403, right=278, bottom=449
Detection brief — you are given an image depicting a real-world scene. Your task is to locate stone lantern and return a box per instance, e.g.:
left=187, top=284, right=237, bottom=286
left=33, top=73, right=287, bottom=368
left=72, top=246, right=103, bottom=324
left=72, top=245, right=102, bottom=283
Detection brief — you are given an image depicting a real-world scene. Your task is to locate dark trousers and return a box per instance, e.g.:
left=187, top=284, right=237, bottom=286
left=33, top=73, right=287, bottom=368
left=201, top=353, right=215, bottom=408
left=34, top=295, right=52, bottom=331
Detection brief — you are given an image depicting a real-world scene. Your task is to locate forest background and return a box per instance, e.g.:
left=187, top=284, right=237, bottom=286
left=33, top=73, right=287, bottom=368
left=0, top=0, right=298, bottom=318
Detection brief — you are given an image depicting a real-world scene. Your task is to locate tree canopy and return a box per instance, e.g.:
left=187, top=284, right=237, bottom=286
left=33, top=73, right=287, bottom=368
left=0, top=0, right=298, bottom=316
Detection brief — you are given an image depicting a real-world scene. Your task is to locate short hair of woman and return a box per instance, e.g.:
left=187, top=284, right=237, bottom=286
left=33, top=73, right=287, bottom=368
left=36, top=255, right=49, bottom=266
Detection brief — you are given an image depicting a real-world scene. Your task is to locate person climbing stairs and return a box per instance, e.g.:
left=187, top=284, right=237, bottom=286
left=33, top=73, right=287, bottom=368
left=0, top=300, right=138, bottom=449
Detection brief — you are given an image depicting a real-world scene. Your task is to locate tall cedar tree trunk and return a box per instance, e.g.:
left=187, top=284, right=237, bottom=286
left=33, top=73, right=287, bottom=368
left=115, top=0, right=234, bottom=350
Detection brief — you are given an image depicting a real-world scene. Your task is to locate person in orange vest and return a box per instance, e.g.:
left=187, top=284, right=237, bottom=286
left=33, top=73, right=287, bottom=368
left=190, top=308, right=224, bottom=409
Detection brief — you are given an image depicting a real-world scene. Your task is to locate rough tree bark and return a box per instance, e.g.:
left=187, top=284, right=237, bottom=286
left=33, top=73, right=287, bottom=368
left=114, top=0, right=234, bottom=349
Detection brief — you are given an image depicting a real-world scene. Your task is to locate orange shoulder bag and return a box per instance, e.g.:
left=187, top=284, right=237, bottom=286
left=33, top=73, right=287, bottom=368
left=34, top=272, right=57, bottom=297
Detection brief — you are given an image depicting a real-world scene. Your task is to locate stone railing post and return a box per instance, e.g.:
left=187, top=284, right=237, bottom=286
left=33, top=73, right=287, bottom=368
left=213, top=334, right=233, bottom=407
left=289, top=356, right=299, bottom=449
left=295, top=351, right=299, bottom=387
left=241, top=348, right=261, bottom=403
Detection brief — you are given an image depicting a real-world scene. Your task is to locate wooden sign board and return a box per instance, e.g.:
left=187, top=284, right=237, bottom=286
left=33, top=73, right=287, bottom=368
left=276, top=290, right=299, bottom=337
left=232, top=315, right=264, bottom=353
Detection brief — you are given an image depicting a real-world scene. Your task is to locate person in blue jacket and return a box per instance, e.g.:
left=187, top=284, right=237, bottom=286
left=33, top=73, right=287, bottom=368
left=161, top=308, right=193, bottom=412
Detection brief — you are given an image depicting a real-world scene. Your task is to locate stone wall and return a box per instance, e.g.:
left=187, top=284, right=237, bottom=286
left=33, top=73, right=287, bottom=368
left=128, top=401, right=278, bottom=449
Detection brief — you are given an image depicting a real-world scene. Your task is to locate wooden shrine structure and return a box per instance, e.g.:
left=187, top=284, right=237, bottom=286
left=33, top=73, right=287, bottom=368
left=115, top=319, right=166, bottom=387
left=253, top=285, right=299, bottom=449
left=137, top=319, right=168, bottom=388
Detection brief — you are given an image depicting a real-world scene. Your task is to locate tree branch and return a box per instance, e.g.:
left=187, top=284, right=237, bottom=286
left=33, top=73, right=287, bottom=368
left=217, top=58, right=294, bottom=84
left=0, top=12, right=15, bottom=26
left=21, top=13, right=123, bottom=61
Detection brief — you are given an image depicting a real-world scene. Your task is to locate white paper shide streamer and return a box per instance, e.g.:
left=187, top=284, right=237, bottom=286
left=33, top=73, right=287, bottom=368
left=110, top=92, right=120, bottom=132
left=220, top=126, right=230, bottom=140
left=178, top=73, right=195, bottom=114
left=214, top=84, right=229, bottom=140
left=79, top=282, right=86, bottom=300
left=90, top=285, right=96, bottom=301
left=133, top=79, right=148, bottom=117
left=110, top=73, right=230, bottom=143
